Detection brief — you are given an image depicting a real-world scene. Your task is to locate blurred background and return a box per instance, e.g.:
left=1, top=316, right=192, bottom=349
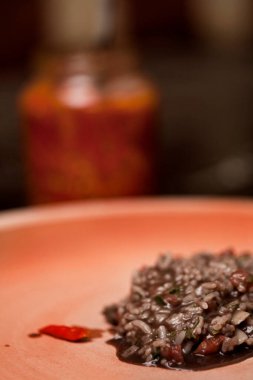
left=1, top=0, right=253, bottom=210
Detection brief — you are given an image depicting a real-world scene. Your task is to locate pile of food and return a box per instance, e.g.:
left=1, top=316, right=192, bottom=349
left=104, top=250, right=253, bottom=369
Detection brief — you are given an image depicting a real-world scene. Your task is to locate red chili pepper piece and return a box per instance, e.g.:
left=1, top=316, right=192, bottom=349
left=39, top=325, right=89, bottom=342
left=194, top=335, right=225, bottom=355
left=161, top=344, right=184, bottom=364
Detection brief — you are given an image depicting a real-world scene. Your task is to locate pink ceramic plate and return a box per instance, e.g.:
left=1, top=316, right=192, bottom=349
left=1, top=198, right=253, bottom=380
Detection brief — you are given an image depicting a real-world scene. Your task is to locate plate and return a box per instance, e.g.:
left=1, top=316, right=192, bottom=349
left=1, top=198, right=253, bottom=380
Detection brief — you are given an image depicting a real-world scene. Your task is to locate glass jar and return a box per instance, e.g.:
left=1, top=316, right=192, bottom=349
left=19, top=50, right=159, bottom=203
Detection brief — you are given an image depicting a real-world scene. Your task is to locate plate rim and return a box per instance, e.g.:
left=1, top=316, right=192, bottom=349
left=1, top=196, right=253, bottom=232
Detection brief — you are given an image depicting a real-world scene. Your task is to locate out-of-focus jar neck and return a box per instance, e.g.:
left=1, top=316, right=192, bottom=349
left=42, top=0, right=114, bottom=51
left=36, top=0, right=137, bottom=83
left=41, top=0, right=133, bottom=54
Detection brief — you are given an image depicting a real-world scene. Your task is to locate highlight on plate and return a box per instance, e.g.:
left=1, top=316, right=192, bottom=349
left=104, top=249, right=253, bottom=370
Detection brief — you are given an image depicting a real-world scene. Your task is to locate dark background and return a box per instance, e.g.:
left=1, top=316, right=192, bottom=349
left=1, top=0, right=253, bottom=209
